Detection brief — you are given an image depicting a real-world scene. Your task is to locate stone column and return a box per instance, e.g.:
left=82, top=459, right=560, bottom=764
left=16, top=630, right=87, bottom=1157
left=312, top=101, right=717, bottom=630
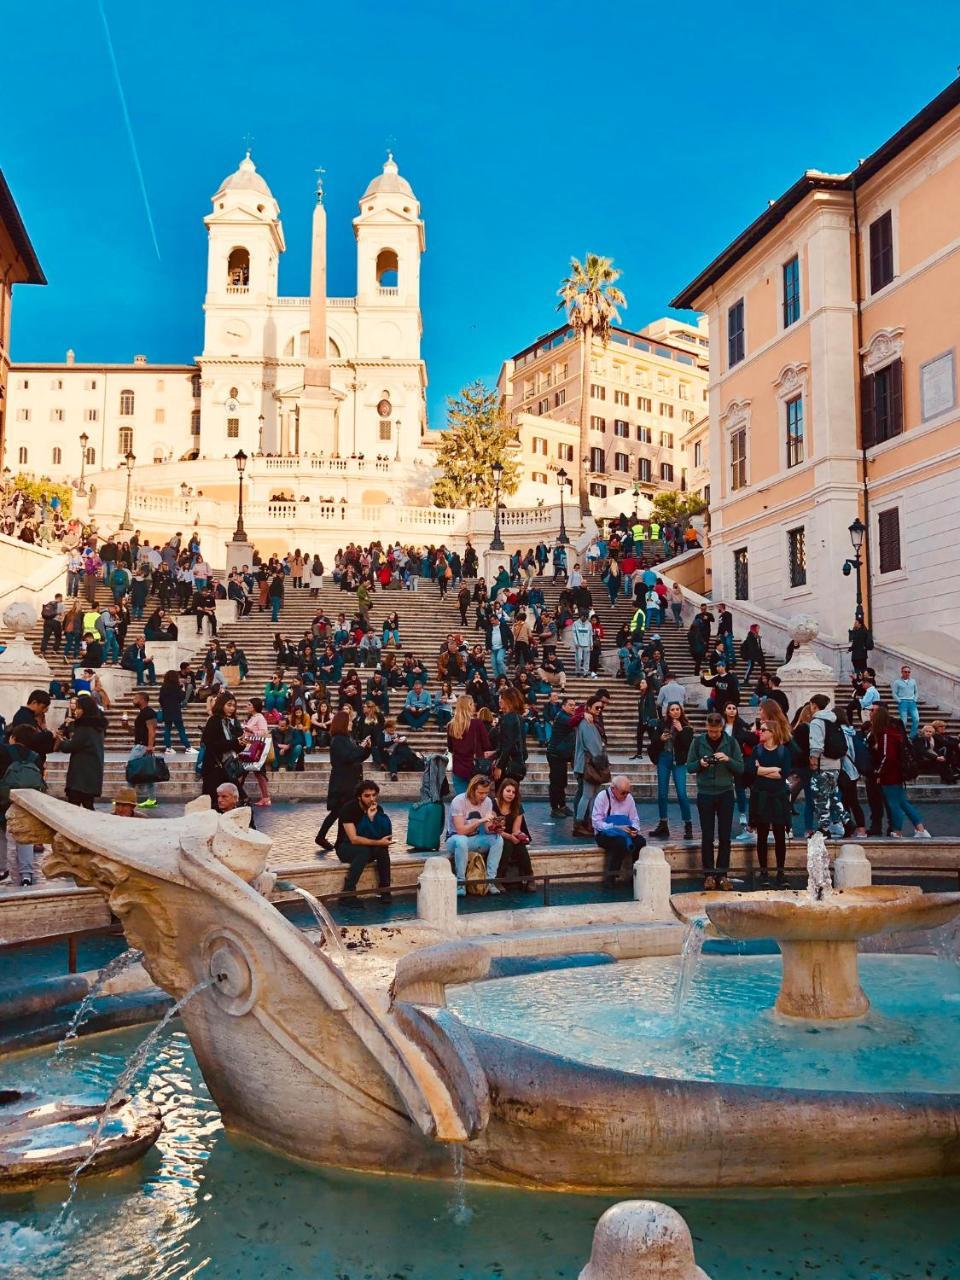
left=0, top=603, right=52, bottom=724
left=417, top=857, right=457, bottom=934
left=578, top=1200, right=711, bottom=1279
left=835, top=843, right=872, bottom=888
left=775, top=615, right=836, bottom=716
left=633, top=846, right=672, bottom=920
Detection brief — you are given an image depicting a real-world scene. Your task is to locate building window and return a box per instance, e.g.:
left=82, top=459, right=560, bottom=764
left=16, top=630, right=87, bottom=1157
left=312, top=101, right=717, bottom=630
left=788, top=527, right=807, bottom=587
left=694, top=442, right=702, bottom=467
left=704, top=483, right=711, bottom=505
left=532, top=436, right=548, bottom=455
left=85, top=408, right=98, bottom=422
left=659, top=403, right=674, bottom=419
left=660, top=462, right=674, bottom=482
left=16, top=408, right=30, bottom=422
left=50, top=408, right=64, bottom=422
left=590, top=384, right=606, bottom=400
left=733, top=547, right=749, bottom=600
left=557, top=442, right=574, bottom=461
left=84, top=379, right=98, bottom=391
left=51, top=378, right=63, bottom=391
left=614, top=451, right=629, bottom=472
left=590, top=415, right=605, bottom=431
left=660, top=431, right=674, bottom=448
left=52, top=447, right=62, bottom=464
left=118, top=427, right=133, bottom=454
left=537, top=398, right=550, bottom=415
left=191, top=374, right=201, bottom=398
left=614, top=389, right=629, bottom=406
left=730, top=427, right=747, bottom=491
left=638, top=457, right=652, bottom=483
left=682, top=409, right=695, bottom=424
left=554, top=389, right=566, bottom=408
left=379, top=420, right=392, bottom=441
left=786, top=396, right=804, bottom=467
left=589, top=446, right=605, bottom=472
left=154, top=407, right=165, bottom=424
left=861, top=359, right=903, bottom=447
left=531, top=471, right=548, bottom=484
left=680, top=470, right=687, bottom=492
left=637, top=425, right=652, bottom=444
left=637, top=396, right=652, bottom=413
left=191, top=410, right=200, bottom=436
left=782, top=255, right=800, bottom=327
left=119, top=389, right=135, bottom=415
left=85, top=446, right=96, bottom=464
left=678, top=383, right=689, bottom=400
left=18, top=378, right=29, bottom=390
left=613, top=420, right=629, bottom=438
left=589, top=482, right=608, bottom=498
left=869, top=211, right=894, bottom=293
left=728, top=298, right=745, bottom=367
left=878, top=509, right=901, bottom=573
left=156, top=378, right=165, bottom=392
left=227, top=418, right=240, bottom=438
left=18, top=447, right=28, bottom=465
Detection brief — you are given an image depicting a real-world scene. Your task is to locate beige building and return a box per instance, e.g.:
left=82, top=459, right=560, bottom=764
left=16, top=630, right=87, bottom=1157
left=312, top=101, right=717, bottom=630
left=672, top=76, right=960, bottom=666
left=0, top=170, right=45, bottom=466
left=498, top=318, right=709, bottom=507
left=679, top=413, right=710, bottom=506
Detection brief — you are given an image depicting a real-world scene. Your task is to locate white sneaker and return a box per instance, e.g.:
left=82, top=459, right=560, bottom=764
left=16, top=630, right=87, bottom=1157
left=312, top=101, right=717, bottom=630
left=734, top=830, right=756, bottom=843
left=914, top=829, right=932, bottom=838
left=589, top=672, right=598, bottom=679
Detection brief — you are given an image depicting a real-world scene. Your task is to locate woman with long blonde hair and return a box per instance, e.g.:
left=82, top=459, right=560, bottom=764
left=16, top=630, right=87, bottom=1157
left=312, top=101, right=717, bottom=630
left=447, top=693, right=491, bottom=797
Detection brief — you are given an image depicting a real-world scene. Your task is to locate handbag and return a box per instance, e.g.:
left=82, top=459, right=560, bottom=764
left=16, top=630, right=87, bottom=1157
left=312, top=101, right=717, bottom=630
left=472, top=755, right=494, bottom=777
left=222, top=752, right=245, bottom=785
left=465, top=848, right=490, bottom=896
left=584, top=750, right=612, bottom=785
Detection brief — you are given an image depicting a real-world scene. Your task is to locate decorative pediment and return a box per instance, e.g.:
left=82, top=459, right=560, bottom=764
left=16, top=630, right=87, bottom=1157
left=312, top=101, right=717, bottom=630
left=861, top=327, right=904, bottom=376
left=719, top=397, right=751, bottom=430
left=772, top=362, right=809, bottom=396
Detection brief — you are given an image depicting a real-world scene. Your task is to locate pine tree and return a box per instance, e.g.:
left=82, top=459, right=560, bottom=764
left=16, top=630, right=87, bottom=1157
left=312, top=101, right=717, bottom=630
left=432, top=381, right=521, bottom=509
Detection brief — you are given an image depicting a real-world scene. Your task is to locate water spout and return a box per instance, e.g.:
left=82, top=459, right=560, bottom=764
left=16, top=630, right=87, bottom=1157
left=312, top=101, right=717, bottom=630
left=53, top=948, right=145, bottom=1064
left=673, top=915, right=708, bottom=1017
left=806, top=832, right=833, bottom=902
left=447, top=1144, right=474, bottom=1225
left=276, top=880, right=346, bottom=965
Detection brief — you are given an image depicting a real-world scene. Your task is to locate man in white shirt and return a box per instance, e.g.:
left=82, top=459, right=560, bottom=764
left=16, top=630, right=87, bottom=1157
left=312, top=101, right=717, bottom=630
left=444, top=776, right=504, bottom=896
left=891, top=665, right=920, bottom=739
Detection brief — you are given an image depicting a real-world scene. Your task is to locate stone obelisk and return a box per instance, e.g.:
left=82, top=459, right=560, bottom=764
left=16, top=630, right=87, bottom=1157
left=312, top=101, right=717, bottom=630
left=298, top=171, right=339, bottom=454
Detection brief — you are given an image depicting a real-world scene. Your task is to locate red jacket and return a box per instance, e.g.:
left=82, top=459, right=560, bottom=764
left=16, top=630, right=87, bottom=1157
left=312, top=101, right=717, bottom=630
left=875, top=725, right=907, bottom=785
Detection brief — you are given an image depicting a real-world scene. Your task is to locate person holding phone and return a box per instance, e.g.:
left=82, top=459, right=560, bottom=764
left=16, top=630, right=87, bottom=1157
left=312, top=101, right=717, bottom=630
left=592, top=775, right=646, bottom=888
left=493, top=777, right=535, bottom=891
left=336, top=779, right=393, bottom=904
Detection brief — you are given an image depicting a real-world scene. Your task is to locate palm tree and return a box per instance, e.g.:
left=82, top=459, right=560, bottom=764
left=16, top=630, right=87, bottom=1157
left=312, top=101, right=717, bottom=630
left=557, top=254, right=627, bottom=515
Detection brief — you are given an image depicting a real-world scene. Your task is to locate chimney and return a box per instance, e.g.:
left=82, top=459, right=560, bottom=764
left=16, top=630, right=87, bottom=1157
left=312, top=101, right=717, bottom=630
left=66, top=348, right=75, bottom=365
left=134, top=354, right=147, bottom=366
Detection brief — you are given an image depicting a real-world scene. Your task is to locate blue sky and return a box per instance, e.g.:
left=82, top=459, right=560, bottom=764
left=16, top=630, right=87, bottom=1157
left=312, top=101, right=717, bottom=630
left=5, top=1, right=960, bottom=428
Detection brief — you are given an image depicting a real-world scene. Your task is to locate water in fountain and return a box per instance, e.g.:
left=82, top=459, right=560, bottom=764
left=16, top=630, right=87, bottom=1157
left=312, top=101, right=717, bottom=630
left=446, top=1144, right=474, bottom=1226
left=54, top=977, right=214, bottom=1233
left=673, top=915, right=708, bottom=1017
left=806, top=831, right=832, bottom=902
left=278, top=882, right=347, bottom=964
left=53, top=948, right=144, bottom=1064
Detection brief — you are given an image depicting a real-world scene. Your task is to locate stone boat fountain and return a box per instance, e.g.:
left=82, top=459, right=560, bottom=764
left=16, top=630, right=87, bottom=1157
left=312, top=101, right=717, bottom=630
left=7, top=792, right=960, bottom=1196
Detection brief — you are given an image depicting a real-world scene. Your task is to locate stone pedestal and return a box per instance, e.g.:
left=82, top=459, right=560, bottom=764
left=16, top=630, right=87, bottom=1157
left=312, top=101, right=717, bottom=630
left=633, top=846, right=671, bottom=920
left=835, top=844, right=872, bottom=888
left=215, top=600, right=238, bottom=631
left=481, top=549, right=509, bottom=588
left=579, top=1200, right=711, bottom=1279
left=145, top=640, right=180, bottom=676
left=775, top=615, right=835, bottom=714
left=417, top=856, right=457, bottom=934
left=0, top=603, right=52, bottom=724
left=225, top=539, right=255, bottom=575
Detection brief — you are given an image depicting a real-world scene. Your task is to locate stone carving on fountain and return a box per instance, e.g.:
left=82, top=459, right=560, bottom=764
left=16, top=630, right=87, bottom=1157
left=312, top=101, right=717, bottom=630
left=9, top=790, right=960, bottom=1194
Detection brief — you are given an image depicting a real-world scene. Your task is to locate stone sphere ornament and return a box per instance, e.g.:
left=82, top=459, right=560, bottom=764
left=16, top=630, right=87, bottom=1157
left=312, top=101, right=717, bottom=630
left=787, top=614, right=820, bottom=647
left=2, top=601, right=37, bottom=636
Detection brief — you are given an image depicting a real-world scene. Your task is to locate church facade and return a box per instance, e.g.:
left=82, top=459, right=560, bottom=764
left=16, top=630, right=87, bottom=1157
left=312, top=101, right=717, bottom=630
left=6, top=152, right=430, bottom=475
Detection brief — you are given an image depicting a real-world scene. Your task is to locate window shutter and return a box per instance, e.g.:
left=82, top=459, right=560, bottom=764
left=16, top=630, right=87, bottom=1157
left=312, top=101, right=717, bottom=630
left=889, top=358, right=904, bottom=437
left=860, top=372, right=876, bottom=448
left=878, top=509, right=901, bottom=573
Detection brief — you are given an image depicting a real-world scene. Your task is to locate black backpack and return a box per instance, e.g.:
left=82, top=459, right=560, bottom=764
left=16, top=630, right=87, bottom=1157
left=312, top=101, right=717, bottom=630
left=822, top=720, right=848, bottom=759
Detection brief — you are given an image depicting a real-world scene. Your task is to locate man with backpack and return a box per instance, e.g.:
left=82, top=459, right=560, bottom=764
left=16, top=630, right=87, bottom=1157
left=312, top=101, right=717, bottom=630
left=40, top=594, right=64, bottom=654
left=808, top=694, right=847, bottom=837
left=0, top=724, right=49, bottom=886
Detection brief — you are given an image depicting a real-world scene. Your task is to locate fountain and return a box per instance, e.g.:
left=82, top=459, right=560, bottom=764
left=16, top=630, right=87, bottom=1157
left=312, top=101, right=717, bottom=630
left=53, top=947, right=144, bottom=1062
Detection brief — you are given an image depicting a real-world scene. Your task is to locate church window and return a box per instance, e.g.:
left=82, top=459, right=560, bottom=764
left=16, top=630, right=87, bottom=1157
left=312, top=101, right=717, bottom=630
left=51, top=409, right=64, bottom=422
left=85, top=446, right=96, bottom=464
left=376, top=249, right=399, bottom=288
left=227, top=247, right=250, bottom=289
left=227, top=418, right=240, bottom=438
left=191, top=410, right=200, bottom=436
left=155, top=408, right=165, bottom=423
left=85, top=408, right=98, bottom=422
left=154, top=447, right=165, bottom=463
left=191, top=374, right=201, bottom=397
left=119, top=389, right=135, bottom=415
left=52, top=448, right=62, bottom=464
left=118, top=427, right=133, bottom=454
left=379, top=420, right=392, bottom=441
left=18, top=447, right=27, bottom=464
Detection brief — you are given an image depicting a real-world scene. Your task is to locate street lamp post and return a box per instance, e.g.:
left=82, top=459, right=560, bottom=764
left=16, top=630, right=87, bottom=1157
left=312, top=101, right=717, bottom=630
left=257, top=415, right=265, bottom=455
left=490, top=459, right=505, bottom=551
left=631, top=482, right=641, bottom=523
left=78, top=433, right=89, bottom=495
left=556, top=466, right=570, bottom=545
left=843, top=516, right=867, bottom=622
left=394, top=418, right=401, bottom=463
left=232, top=449, right=248, bottom=541
left=119, top=450, right=136, bottom=530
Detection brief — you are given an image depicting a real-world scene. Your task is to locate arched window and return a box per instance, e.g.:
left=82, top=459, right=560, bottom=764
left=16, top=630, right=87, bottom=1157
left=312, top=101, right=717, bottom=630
left=376, top=248, right=398, bottom=288
left=85, top=446, right=96, bottom=465
left=52, top=447, right=62, bottom=464
left=18, top=447, right=27, bottom=465
left=227, top=247, right=250, bottom=288
left=119, top=389, right=135, bottom=416
left=153, top=447, right=165, bottom=463
left=328, top=337, right=340, bottom=358
left=118, top=427, right=133, bottom=454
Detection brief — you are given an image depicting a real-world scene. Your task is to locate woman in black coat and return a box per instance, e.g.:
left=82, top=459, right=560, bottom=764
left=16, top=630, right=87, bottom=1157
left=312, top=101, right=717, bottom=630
left=61, top=694, right=108, bottom=808
left=494, top=686, right=527, bottom=782
left=315, top=710, right=371, bottom=851
left=200, top=692, right=244, bottom=801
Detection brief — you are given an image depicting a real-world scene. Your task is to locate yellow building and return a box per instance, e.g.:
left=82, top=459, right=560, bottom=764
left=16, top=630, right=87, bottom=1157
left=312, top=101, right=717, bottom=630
left=498, top=318, right=708, bottom=507
left=672, top=77, right=960, bottom=668
left=0, top=170, right=45, bottom=466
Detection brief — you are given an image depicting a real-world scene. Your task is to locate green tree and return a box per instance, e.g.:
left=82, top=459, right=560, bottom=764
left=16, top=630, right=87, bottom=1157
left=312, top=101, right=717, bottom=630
left=432, top=381, right=520, bottom=509
left=557, top=254, right=627, bottom=515
left=650, top=491, right=707, bottom=526
left=12, top=473, right=73, bottom=518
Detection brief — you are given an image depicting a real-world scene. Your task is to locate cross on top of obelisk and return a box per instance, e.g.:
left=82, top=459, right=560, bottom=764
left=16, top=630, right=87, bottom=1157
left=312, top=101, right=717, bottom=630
left=315, top=166, right=326, bottom=201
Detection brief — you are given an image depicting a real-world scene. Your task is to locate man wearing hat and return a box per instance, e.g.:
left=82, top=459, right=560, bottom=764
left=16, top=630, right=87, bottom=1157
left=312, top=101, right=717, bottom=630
left=112, top=786, right=143, bottom=818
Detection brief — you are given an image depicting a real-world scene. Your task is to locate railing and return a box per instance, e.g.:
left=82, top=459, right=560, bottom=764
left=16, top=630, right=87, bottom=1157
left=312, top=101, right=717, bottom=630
left=259, top=457, right=393, bottom=474
left=225, top=286, right=249, bottom=295
left=273, top=296, right=355, bottom=308
left=377, top=287, right=399, bottom=298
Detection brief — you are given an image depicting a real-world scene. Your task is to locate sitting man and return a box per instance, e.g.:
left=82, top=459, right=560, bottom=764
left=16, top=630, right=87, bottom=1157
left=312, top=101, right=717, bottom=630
left=444, top=773, right=504, bottom=897
left=536, top=652, right=566, bottom=693
left=121, top=636, right=157, bottom=686
left=592, top=775, right=646, bottom=889
left=915, top=723, right=959, bottom=784
left=336, top=779, right=392, bottom=904
left=400, top=680, right=432, bottom=730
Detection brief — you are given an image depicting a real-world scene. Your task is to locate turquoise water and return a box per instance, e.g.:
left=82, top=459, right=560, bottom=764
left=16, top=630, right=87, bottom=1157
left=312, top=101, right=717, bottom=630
left=448, top=953, right=960, bottom=1094
left=0, top=1027, right=959, bottom=1278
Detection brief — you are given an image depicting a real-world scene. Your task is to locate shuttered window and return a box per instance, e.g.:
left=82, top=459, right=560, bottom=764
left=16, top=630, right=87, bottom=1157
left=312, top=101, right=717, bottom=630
left=861, top=359, right=903, bottom=448
left=878, top=509, right=901, bottom=574
left=728, top=299, right=745, bottom=366
left=869, top=212, right=894, bottom=293
left=733, top=548, right=749, bottom=600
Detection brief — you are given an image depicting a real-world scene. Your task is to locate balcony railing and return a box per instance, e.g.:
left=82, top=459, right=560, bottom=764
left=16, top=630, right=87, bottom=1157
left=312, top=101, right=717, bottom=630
left=225, top=286, right=249, bottom=295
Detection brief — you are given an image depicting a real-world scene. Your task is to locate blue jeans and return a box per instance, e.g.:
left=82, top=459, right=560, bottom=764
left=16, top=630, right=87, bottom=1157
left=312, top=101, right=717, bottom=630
left=491, top=647, right=508, bottom=678
left=723, top=634, right=735, bottom=666
left=451, top=773, right=470, bottom=797
left=271, top=596, right=282, bottom=622
left=882, top=784, right=924, bottom=833
left=647, top=606, right=661, bottom=627
left=162, top=712, right=191, bottom=750
left=127, top=656, right=156, bottom=685
left=64, top=631, right=81, bottom=658
left=898, top=700, right=919, bottom=739
left=273, top=744, right=303, bottom=771
left=670, top=602, right=682, bottom=626
left=102, top=630, right=120, bottom=663
left=128, top=744, right=155, bottom=802
left=383, top=629, right=400, bottom=647
left=445, top=831, right=504, bottom=886
left=435, top=707, right=453, bottom=727
left=656, top=751, right=691, bottom=823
